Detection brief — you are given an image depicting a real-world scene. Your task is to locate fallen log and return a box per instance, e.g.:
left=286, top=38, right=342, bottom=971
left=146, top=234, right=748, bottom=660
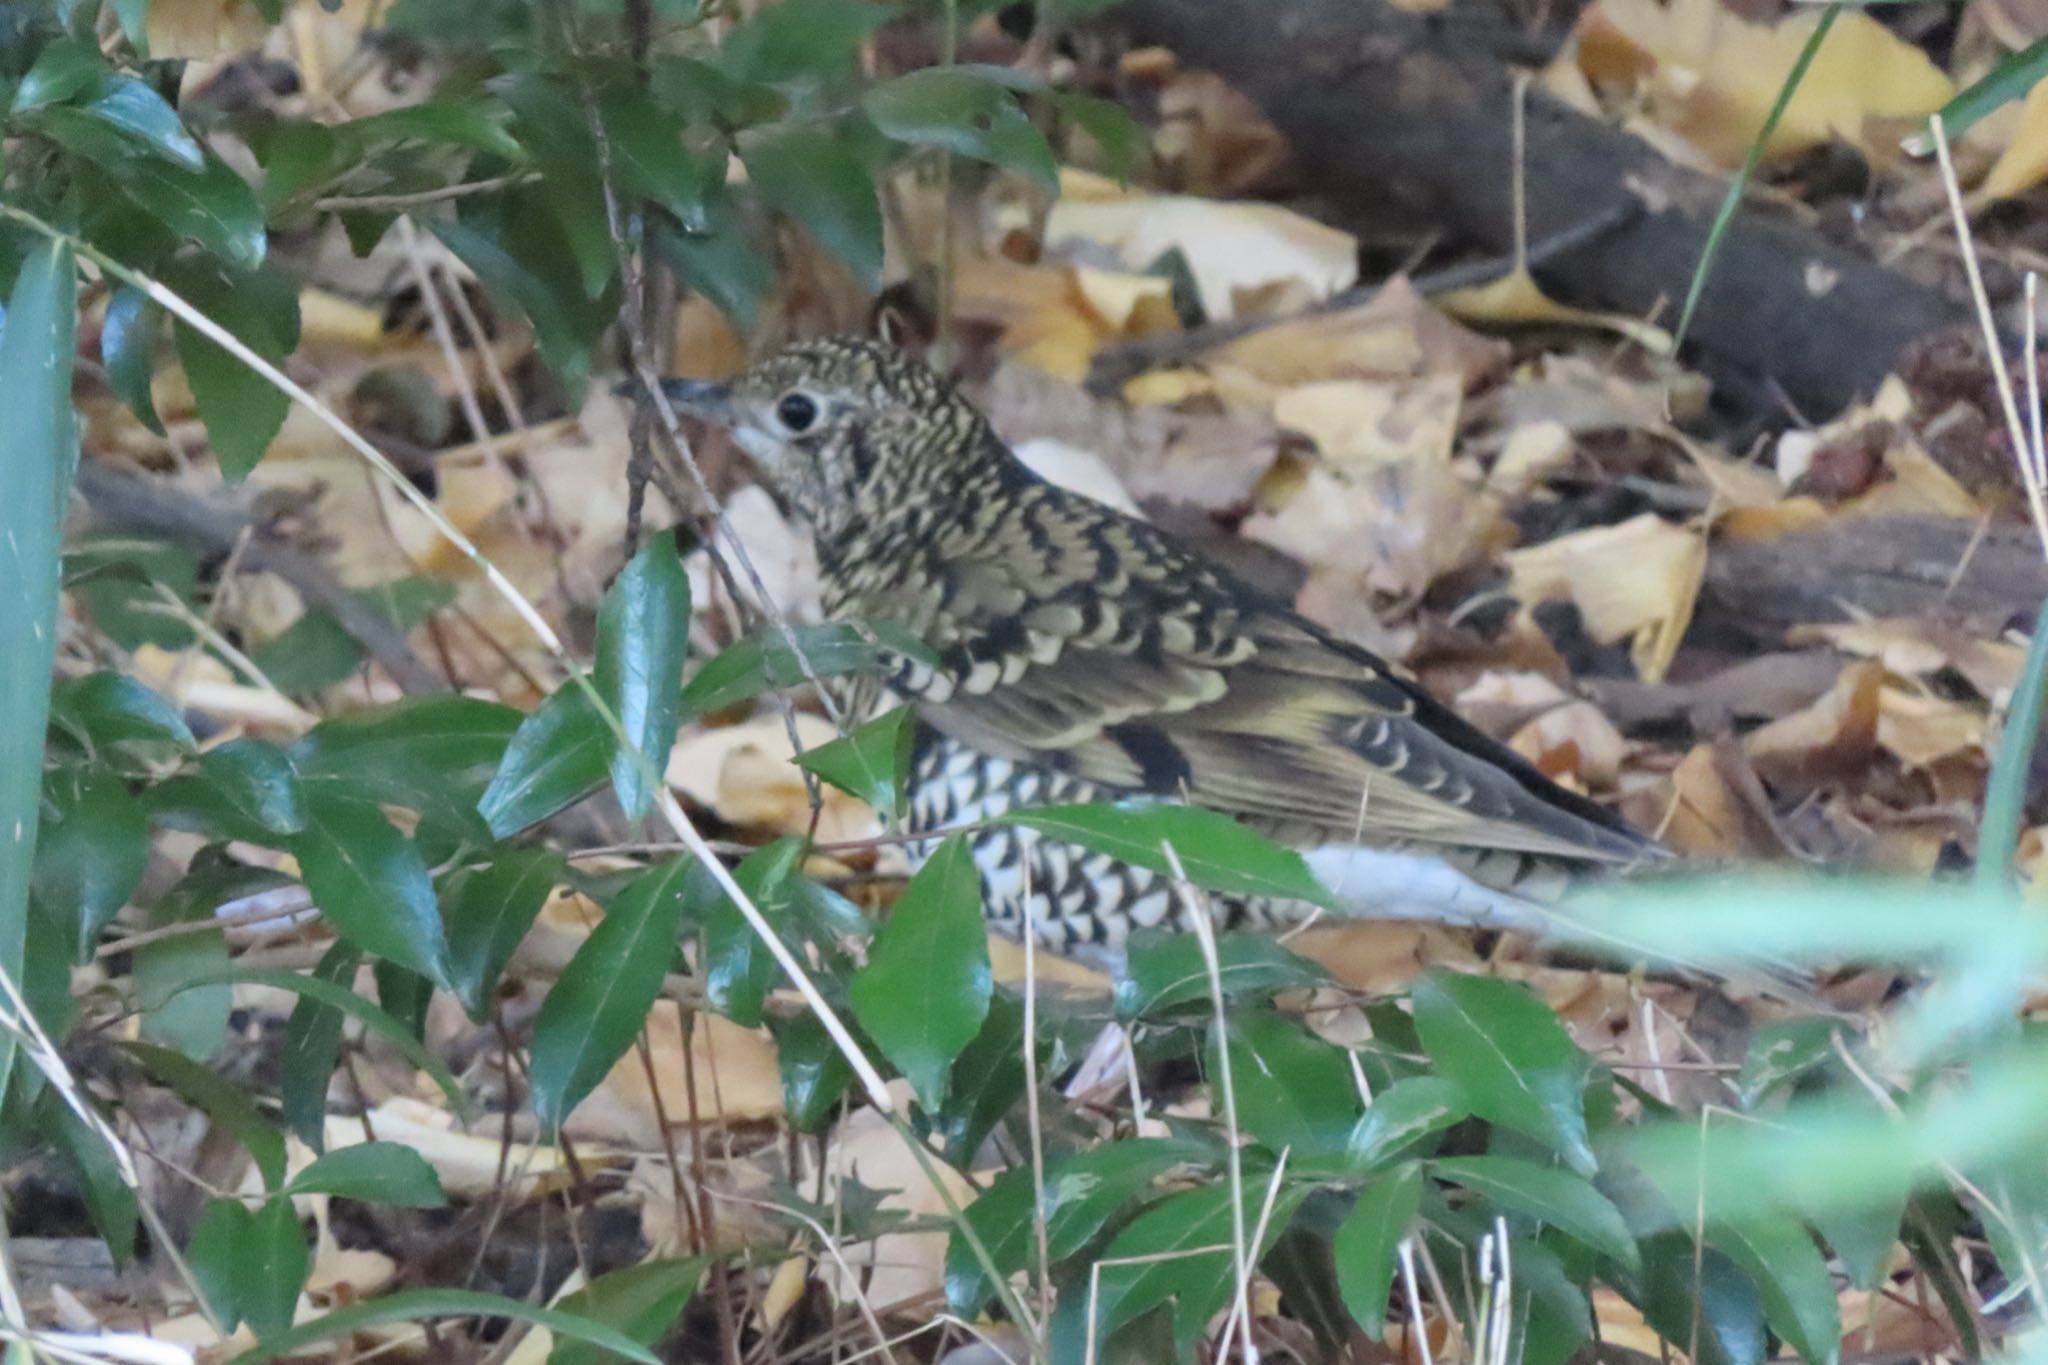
left=1108, top=0, right=1969, bottom=421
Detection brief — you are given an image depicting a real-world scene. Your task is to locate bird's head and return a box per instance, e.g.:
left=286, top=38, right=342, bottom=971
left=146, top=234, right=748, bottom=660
left=658, top=336, right=990, bottom=541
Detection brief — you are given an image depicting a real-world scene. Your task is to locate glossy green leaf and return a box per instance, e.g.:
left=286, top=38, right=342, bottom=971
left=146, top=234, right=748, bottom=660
left=347, top=99, right=524, bottom=161
left=374, top=959, right=433, bottom=1040
left=1007, top=802, right=1332, bottom=911
left=1412, top=969, right=1595, bottom=1176
left=196, top=739, right=305, bottom=836
left=701, top=839, right=803, bottom=1028
left=1332, top=1163, right=1423, bottom=1339
left=1055, top=1179, right=1308, bottom=1356
left=81, top=76, right=205, bottom=170
left=547, top=1257, right=708, bottom=1365
left=850, top=835, right=991, bottom=1110
left=48, top=670, right=192, bottom=754
left=680, top=619, right=935, bottom=716
left=287, top=1141, right=447, bottom=1208
left=33, top=764, right=149, bottom=960
left=295, top=695, right=521, bottom=831
left=772, top=1011, right=855, bottom=1134
left=1710, top=1216, right=1842, bottom=1365
left=442, top=849, right=564, bottom=1020
left=651, top=200, right=774, bottom=333
left=1913, top=32, right=2048, bottom=150
left=1345, top=1075, right=1470, bottom=1171
left=279, top=942, right=360, bottom=1150
left=598, top=86, right=714, bottom=226
left=12, top=39, right=103, bottom=112
left=478, top=682, right=612, bottom=837
left=1055, top=91, right=1142, bottom=182
left=1216, top=1009, right=1360, bottom=1161
left=1115, top=929, right=1327, bottom=1020
left=39, top=115, right=266, bottom=268
left=863, top=68, right=1059, bottom=191
left=252, top=576, right=455, bottom=694
left=1637, top=1233, right=1769, bottom=1365
left=100, top=286, right=166, bottom=434
left=291, top=794, right=452, bottom=989
left=123, top=1041, right=288, bottom=1191
left=133, top=885, right=231, bottom=1060
left=1433, top=1156, right=1639, bottom=1269
left=739, top=124, right=883, bottom=290
left=0, top=238, right=78, bottom=1098
left=430, top=216, right=593, bottom=395
left=946, top=1137, right=1206, bottom=1317
left=794, top=705, right=915, bottom=825
left=529, top=858, right=691, bottom=1134
left=596, top=535, right=690, bottom=821
left=226, top=1287, right=661, bottom=1365
left=169, top=265, right=298, bottom=477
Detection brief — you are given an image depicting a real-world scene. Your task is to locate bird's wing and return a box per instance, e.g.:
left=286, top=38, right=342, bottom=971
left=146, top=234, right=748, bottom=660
left=900, top=494, right=1657, bottom=865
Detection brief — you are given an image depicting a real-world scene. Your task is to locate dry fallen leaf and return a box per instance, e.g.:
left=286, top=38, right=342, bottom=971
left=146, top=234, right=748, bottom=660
left=1568, top=0, right=1953, bottom=165
left=1504, top=513, right=1706, bottom=683
left=1215, top=277, right=1507, bottom=390
left=669, top=713, right=879, bottom=843
left=1745, top=659, right=1884, bottom=793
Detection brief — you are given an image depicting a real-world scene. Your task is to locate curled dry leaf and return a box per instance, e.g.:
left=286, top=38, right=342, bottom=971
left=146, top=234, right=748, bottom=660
left=576, top=1002, right=787, bottom=1147
left=1272, top=374, right=1462, bottom=470
left=1436, top=266, right=1673, bottom=356
left=1504, top=513, right=1706, bottom=683
left=1877, top=686, right=1988, bottom=769
left=954, top=256, right=1178, bottom=380
left=1659, top=742, right=1763, bottom=858
left=1244, top=457, right=1498, bottom=601
left=1744, top=659, right=1884, bottom=794
left=1794, top=618, right=2025, bottom=704
left=1564, top=0, right=1953, bottom=166
left=1213, top=276, right=1508, bottom=392
left=1046, top=170, right=1358, bottom=321
left=668, top=713, right=880, bottom=844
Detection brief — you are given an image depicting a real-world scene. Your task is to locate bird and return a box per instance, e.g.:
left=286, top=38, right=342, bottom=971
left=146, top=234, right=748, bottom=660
left=659, top=335, right=1670, bottom=966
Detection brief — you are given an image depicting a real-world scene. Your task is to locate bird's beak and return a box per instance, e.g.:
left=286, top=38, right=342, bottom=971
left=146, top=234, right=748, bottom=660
left=657, top=377, right=735, bottom=423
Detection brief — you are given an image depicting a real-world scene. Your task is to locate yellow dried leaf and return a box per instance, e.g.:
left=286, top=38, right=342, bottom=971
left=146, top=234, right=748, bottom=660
left=1572, top=0, right=1953, bottom=165
left=1218, top=276, right=1506, bottom=388
left=1121, top=367, right=1216, bottom=406
left=1510, top=699, right=1628, bottom=787
left=1438, top=265, right=1675, bottom=354
left=1272, top=374, right=1461, bottom=468
left=1983, top=72, right=2048, bottom=199
left=1877, top=686, right=1987, bottom=768
left=1745, top=659, right=1882, bottom=792
left=1504, top=513, right=1704, bottom=682
left=147, top=0, right=271, bottom=59
left=1488, top=419, right=1576, bottom=498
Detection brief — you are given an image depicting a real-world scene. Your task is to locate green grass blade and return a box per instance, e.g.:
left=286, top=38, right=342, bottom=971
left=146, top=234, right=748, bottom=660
left=1906, top=32, right=2048, bottom=154
left=1977, top=596, right=2048, bottom=892
left=1674, top=4, right=1841, bottom=351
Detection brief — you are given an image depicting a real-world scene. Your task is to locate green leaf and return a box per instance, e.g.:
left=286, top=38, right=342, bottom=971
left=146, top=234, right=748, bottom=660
left=598, top=85, right=714, bottom=226
left=596, top=535, right=690, bottom=822
left=488, top=74, right=616, bottom=300
left=251, top=576, right=455, bottom=694
left=1346, top=1075, right=1470, bottom=1171
left=0, top=238, right=79, bottom=1097
left=794, top=705, right=915, bottom=825
left=37, top=116, right=266, bottom=268
left=46, top=1095, right=138, bottom=1266
left=1216, top=1010, right=1361, bottom=1161
left=863, top=68, right=1059, bottom=191
left=170, top=264, right=299, bottom=478
left=123, top=1040, right=288, bottom=1191
left=1412, top=969, right=1595, bottom=1176
left=291, top=794, right=452, bottom=989
left=1332, top=1163, right=1423, bottom=1339
left=195, top=739, right=306, bottom=836
left=547, top=1257, right=708, bottom=1365
left=933, top=991, right=1038, bottom=1159
left=701, top=839, right=803, bottom=1028
left=48, top=670, right=192, bottom=753
left=1433, top=1156, right=1639, bottom=1269
left=80, top=76, right=205, bottom=170
left=1115, top=930, right=1327, bottom=1020
left=529, top=858, right=691, bottom=1134
left=134, top=869, right=236, bottom=1059
left=65, top=535, right=200, bottom=650
left=1979, top=596, right=2048, bottom=891
left=772, top=1011, right=856, bottom=1134
left=946, top=1137, right=1207, bottom=1317
left=477, top=683, right=613, bottom=837
left=279, top=942, right=361, bottom=1150
left=1737, top=1018, right=1842, bottom=1108
left=294, top=695, right=521, bottom=831
left=739, top=124, right=883, bottom=290
left=12, top=39, right=103, bottom=112
left=226, top=1287, right=662, bottom=1365
left=346, top=99, right=524, bottom=161
left=430, top=215, right=594, bottom=395
left=1006, top=802, right=1332, bottom=910
left=374, top=959, right=433, bottom=1040
left=100, top=286, right=166, bottom=434
left=1913, top=32, right=2048, bottom=150
left=1054, top=1179, right=1309, bottom=1356
left=287, top=1141, right=448, bottom=1208
left=32, top=764, right=149, bottom=960
left=651, top=200, right=775, bottom=334
left=718, top=0, right=893, bottom=83
left=850, top=835, right=991, bottom=1110
left=1055, top=91, right=1142, bottom=182
left=189, top=1196, right=309, bottom=1339
left=680, top=619, right=935, bottom=716
left=1710, top=1216, right=1842, bottom=1365
left=442, top=849, right=564, bottom=1021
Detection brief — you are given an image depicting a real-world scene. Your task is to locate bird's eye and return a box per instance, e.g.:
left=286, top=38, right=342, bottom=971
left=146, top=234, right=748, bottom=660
left=775, top=392, right=819, bottom=433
